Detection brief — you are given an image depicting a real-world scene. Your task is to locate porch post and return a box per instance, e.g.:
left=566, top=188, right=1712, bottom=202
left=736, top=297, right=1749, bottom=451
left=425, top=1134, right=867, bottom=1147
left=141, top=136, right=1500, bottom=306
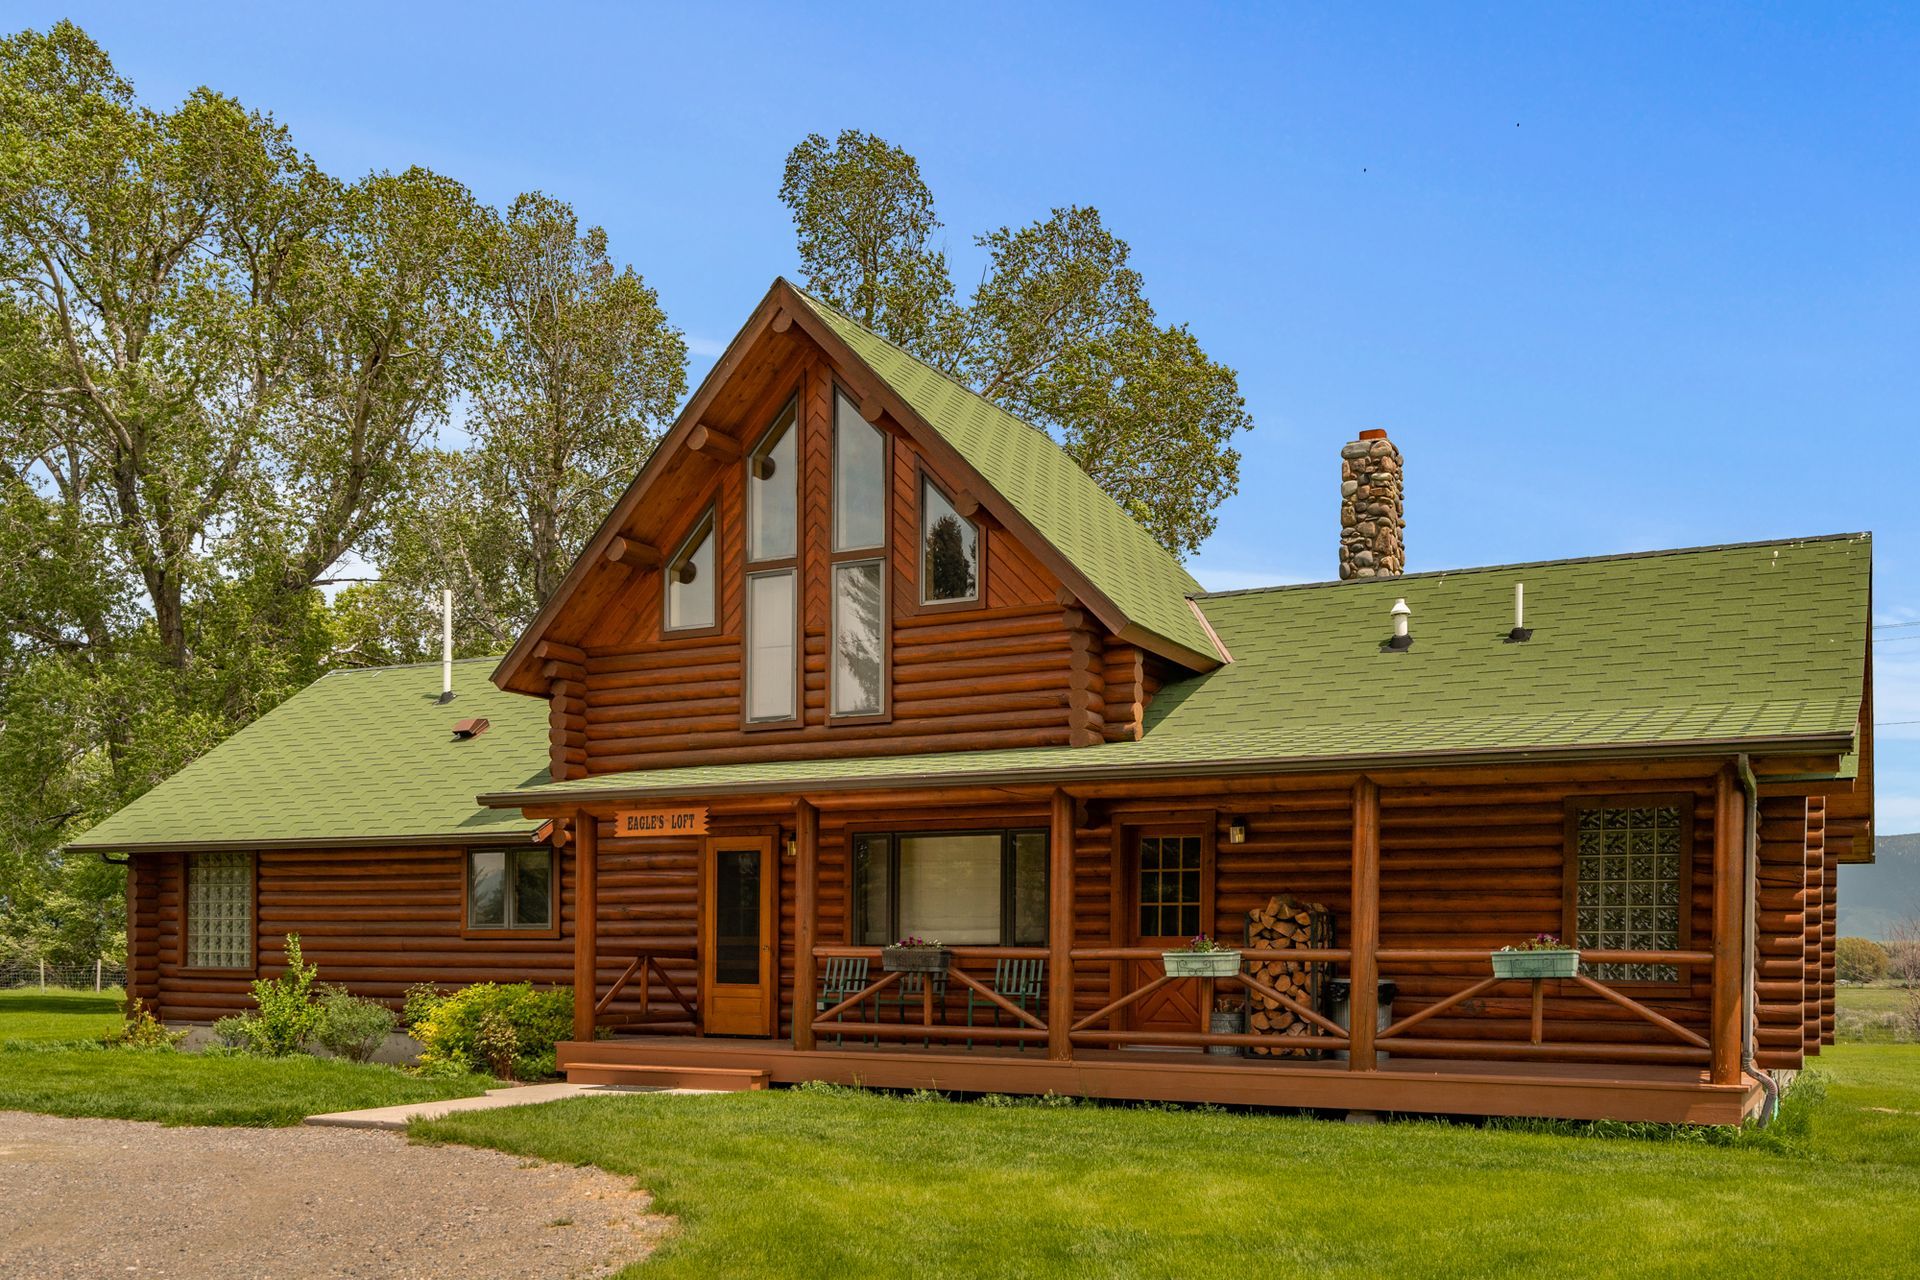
left=1048, top=788, right=1074, bottom=1061
left=792, top=798, right=819, bottom=1052
left=1348, top=777, right=1380, bottom=1071
left=1710, top=766, right=1746, bottom=1085
left=572, top=809, right=598, bottom=1043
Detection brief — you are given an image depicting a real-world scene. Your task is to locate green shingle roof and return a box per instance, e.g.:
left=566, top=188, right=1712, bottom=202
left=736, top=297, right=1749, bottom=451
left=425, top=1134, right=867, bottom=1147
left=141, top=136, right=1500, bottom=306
left=483, top=534, right=1870, bottom=807
left=791, top=286, right=1219, bottom=663
left=68, top=660, right=549, bottom=852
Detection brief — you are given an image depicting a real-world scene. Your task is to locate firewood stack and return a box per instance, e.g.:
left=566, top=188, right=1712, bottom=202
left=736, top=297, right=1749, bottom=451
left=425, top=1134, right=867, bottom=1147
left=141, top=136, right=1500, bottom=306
left=1245, top=896, right=1333, bottom=1058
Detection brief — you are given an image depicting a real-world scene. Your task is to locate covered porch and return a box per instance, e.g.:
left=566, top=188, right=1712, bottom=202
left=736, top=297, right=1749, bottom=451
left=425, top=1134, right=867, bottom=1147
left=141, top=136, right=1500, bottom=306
left=541, top=757, right=1766, bottom=1123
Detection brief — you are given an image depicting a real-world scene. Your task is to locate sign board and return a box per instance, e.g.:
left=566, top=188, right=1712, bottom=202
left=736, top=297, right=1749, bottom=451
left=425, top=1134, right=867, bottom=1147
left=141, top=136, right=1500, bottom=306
left=613, top=806, right=709, bottom=838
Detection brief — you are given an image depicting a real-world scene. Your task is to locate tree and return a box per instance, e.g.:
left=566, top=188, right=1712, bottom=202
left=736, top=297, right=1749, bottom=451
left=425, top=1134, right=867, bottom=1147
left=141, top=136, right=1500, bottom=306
left=779, top=130, right=960, bottom=363
left=780, top=138, right=1252, bottom=558
left=1836, top=936, right=1889, bottom=984
left=346, top=193, right=688, bottom=655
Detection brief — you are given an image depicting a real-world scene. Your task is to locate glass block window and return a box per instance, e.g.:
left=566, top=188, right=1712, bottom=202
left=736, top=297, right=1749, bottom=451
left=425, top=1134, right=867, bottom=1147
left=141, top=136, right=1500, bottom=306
left=186, top=851, right=253, bottom=969
left=1572, top=803, right=1685, bottom=982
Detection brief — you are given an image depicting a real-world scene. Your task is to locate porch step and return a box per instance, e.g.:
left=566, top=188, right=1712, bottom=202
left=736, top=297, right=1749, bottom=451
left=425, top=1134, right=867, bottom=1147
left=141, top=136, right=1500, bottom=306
left=564, top=1062, right=771, bottom=1092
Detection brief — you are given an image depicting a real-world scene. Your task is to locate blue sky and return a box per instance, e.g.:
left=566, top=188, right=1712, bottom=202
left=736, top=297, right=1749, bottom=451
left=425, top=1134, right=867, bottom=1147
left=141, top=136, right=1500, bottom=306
left=25, top=2, right=1920, bottom=828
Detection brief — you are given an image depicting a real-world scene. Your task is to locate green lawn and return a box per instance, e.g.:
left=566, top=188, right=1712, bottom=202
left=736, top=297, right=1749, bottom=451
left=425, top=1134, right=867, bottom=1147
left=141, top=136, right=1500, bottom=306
left=0, top=987, right=128, bottom=1045
left=0, top=987, right=491, bottom=1126
left=416, top=1045, right=1920, bottom=1279
left=1835, top=983, right=1917, bottom=1043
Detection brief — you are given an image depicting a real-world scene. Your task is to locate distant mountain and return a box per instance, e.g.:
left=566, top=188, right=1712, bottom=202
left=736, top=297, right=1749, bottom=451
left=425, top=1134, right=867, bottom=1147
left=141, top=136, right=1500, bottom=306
left=1838, top=833, right=1920, bottom=940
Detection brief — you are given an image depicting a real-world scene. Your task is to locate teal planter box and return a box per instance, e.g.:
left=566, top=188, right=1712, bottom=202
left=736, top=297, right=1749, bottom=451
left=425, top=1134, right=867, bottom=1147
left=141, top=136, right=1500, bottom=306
left=1163, top=950, right=1242, bottom=979
left=1491, top=949, right=1579, bottom=980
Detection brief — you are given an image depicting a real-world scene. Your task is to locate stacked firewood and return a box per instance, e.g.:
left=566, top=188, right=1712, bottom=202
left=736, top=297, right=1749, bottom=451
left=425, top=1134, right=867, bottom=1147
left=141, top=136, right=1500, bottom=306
left=1245, top=896, right=1332, bottom=1058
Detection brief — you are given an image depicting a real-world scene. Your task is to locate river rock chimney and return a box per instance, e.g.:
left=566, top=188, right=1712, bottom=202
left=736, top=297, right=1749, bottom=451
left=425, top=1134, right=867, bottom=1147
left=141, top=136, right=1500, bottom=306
left=1339, top=429, right=1405, bottom=580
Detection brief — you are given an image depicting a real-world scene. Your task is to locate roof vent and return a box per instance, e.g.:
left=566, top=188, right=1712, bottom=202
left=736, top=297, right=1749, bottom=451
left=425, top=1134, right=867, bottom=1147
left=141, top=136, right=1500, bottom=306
left=452, top=718, right=490, bottom=740
left=1505, top=581, right=1533, bottom=643
left=1385, top=598, right=1413, bottom=652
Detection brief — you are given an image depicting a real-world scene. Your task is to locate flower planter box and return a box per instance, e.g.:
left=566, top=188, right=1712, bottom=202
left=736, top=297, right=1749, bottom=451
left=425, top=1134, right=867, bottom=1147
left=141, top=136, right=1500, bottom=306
left=881, top=947, right=953, bottom=974
left=1162, top=949, right=1242, bottom=979
left=1491, top=949, right=1580, bottom=980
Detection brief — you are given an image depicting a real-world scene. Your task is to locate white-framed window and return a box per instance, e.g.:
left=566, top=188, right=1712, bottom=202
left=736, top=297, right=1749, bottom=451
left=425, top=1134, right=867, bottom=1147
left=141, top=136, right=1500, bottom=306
left=185, top=851, right=253, bottom=970
left=467, top=847, right=554, bottom=931
left=745, top=569, right=797, bottom=722
left=665, top=509, right=717, bottom=632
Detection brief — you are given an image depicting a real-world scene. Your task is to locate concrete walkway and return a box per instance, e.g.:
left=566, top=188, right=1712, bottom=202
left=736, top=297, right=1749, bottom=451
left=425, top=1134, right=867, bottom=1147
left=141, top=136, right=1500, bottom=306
left=306, top=1081, right=663, bottom=1130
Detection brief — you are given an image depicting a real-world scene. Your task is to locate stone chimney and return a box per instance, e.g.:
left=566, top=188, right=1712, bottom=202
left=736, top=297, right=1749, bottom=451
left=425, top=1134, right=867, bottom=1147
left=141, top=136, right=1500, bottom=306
left=1339, top=429, right=1404, bottom=579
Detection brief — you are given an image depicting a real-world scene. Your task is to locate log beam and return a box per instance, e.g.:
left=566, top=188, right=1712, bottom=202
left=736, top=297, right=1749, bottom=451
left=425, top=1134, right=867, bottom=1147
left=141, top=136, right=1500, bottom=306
left=1710, top=765, right=1745, bottom=1085
left=688, top=423, right=741, bottom=461
left=793, top=799, right=819, bottom=1052
left=1349, top=777, right=1381, bottom=1071
left=1049, top=788, right=1074, bottom=1061
left=572, top=811, right=598, bottom=1042
left=604, top=536, right=661, bottom=569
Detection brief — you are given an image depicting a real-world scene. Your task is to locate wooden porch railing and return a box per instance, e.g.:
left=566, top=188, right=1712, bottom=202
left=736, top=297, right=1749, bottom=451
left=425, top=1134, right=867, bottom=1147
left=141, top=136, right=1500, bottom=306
left=1066, top=947, right=1354, bottom=1053
left=590, top=944, right=699, bottom=1032
left=808, top=945, right=1051, bottom=1045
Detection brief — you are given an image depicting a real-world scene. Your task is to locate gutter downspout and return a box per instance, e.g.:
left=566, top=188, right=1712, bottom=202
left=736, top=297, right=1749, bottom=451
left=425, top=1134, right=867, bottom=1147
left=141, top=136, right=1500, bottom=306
left=1736, top=753, right=1779, bottom=1125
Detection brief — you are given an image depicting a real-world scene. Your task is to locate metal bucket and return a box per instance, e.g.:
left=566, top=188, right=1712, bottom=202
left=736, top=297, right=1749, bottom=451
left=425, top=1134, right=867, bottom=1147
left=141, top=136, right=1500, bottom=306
left=1327, top=978, right=1397, bottom=1062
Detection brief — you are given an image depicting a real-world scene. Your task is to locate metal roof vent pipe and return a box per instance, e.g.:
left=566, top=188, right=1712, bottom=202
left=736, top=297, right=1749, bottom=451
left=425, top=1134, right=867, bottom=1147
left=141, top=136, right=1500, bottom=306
left=438, top=588, right=456, bottom=704
left=1506, top=582, right=1533, bottom=643
left=1386, top=598, right=1413, bottom=651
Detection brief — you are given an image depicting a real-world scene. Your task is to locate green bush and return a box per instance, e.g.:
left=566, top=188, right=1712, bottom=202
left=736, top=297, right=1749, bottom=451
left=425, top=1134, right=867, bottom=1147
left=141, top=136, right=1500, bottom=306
left=311, top=987, right=397, bottom=1063
left=1837, top=936, right=1890, bottom=984
left=413, top=982, right=572, bottom=1081
left=402, top=982, right=448, bottom=1034
left=218, top=934, right=324, bottom=1055
left=99, top=999, right=185, bottom=1051
left=211, top=1015, right=252, bottom=1049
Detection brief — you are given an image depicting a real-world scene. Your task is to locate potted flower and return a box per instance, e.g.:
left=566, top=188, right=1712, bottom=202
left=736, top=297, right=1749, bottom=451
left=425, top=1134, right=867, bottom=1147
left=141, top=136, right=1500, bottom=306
left=880, top=936, right=952, bottom=973
left=1491, top=933, right=1580, bottom=980
left=1162, top=933, right=1242, bottom=979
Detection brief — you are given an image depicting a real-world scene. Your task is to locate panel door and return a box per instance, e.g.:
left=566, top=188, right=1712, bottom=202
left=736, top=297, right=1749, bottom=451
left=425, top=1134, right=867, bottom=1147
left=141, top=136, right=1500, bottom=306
left=1124, top=828, right=1214, bottom=1034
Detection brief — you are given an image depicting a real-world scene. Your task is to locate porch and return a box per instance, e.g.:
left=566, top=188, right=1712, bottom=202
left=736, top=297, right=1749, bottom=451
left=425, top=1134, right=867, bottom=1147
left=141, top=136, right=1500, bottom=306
left=558, top=765, right=1759, bottom=1123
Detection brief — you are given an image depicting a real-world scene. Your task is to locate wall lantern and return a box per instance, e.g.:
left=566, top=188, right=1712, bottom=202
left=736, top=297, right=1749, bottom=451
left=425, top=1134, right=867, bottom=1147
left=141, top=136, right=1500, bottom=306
left=1227, top=817, right=1248, bottom=845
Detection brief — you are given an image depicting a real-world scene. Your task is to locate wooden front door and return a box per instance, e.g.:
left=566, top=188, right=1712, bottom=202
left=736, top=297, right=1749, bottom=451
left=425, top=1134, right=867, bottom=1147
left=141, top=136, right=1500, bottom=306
left=1124, top=827, right=1215, bottom=1033
left=700, top=835, right=777, bottom=1036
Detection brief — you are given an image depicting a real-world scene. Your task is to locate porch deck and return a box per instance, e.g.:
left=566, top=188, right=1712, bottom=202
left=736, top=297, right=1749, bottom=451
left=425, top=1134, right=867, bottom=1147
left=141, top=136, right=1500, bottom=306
left=558, top=1036, right=1763, bottom=1125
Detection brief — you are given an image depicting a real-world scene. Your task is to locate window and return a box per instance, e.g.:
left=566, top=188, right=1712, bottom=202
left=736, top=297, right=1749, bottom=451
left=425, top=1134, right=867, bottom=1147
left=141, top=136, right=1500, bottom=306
left=1136, top=835, right=1203, bottom=940
left=467, top=847, right=554, bottom=931
left=852, top=829, right=1047, bottom=945
left=747, top=400, right=797, bottom=563
left=1569, top=800, right=1688, bottom=982
left=186, top=851, right=253, bottom=969
left=832, top=390, right=886, bottom=553
left=745, top=570, right=796, bottom=722
left=832, top=560, right=884, bottom=716
left=665, top=510, right=716, bottom=632
left=920, top=476, right=979, bottom=603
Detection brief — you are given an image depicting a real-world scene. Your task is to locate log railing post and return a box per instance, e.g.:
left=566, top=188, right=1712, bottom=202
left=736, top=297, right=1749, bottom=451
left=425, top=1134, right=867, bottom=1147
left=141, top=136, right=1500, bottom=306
left=1048, top=789, right=1074, bottom=1061
left=1710, top=766, right=1746, bottom=1085
left=572, top=810, right=599, bottom=1043
left=793, top=798, right=819, bottom=1052
left=1348, top=777, right=1381, bottom=1071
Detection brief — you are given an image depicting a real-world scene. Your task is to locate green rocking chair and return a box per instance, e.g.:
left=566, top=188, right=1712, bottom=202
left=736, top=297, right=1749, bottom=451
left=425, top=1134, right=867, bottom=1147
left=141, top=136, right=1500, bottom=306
left=966, top=958, right=1046, bottom=1051
left=815, top=955, right=872, bottom=1047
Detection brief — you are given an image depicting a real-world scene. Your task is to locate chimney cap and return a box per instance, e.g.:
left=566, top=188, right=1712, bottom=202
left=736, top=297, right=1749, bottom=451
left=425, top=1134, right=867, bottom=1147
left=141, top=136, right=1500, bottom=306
left=1359, top=428, right=1391, bottom=441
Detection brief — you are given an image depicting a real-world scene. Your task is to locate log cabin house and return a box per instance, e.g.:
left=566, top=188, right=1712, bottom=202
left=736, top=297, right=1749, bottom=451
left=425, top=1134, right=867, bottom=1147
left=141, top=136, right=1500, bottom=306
left=71, top=278, right=1874, bottom=1124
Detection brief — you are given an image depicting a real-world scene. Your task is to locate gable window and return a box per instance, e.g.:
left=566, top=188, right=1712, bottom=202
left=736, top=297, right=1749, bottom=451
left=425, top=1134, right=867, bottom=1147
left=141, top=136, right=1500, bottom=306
left=853, top=829, right=1047, bottom=945
left=830, top=389, right=889, bottom=719
left=1567, top=799, right=1689, bottom=982
left=747, top=400, right=798, bottom=563
left=920, top=476, right=979, bottom=604
left=665, top=510, right=716, bottom=632
left=746, top=570, right=797, bottom=722
left=467, top=847, right=554, bottom=931
left=185, top=851, right=253, bottom=970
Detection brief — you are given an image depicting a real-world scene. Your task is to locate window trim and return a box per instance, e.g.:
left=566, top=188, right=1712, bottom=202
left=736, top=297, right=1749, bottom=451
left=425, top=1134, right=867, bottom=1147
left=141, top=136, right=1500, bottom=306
left=827, top=383, right=893, bottom=724
left=1561, top=793, right=1696, bottom=991
left=847, top=824, right=1050, bottom=947
left=661, top=505, right=722, bottom=638
left=740, top=566, right=801, bottom=729
left=461, top=845, right=561, bottom=940
left=913, top=463, right=986, bottom=612
left=182, top=850, right=257, bottom=974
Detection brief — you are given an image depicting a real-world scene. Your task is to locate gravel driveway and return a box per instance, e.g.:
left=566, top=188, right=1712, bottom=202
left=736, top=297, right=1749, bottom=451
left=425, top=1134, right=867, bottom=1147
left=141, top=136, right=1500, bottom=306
left=0, top=1111, right=667, bottom=1278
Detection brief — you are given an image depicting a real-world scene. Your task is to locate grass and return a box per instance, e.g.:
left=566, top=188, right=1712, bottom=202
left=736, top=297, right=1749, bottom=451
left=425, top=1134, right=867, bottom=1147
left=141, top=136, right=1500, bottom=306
left=0, top=987, right=128, bottom=1045
left=415, top=1045, right=1920, bottom=1279
left=1834, top=982, right=1918, bottom=1043
left=0, top=987, right=492, bottom=1126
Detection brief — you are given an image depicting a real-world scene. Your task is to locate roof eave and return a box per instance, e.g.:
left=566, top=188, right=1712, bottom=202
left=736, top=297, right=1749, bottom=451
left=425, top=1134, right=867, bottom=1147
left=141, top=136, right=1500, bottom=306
left=65, top=827, right=543, bottom=856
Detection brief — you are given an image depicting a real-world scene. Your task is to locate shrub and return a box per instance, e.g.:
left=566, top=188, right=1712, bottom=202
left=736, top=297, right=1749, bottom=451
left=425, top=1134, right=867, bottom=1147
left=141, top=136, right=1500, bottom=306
left=413, top=982, right=572, bottom=1081
left=230, top=934, right=324, bottom=1055
left=211, top=1015, right=253, bottom=1049
left=100, top=999, right=186, bottom=1051
left=402, top=983, right=448, bottom=1035
left=1837, top=936, right=1890, bottom=984
left=311, top=986, right=397, bottom=1063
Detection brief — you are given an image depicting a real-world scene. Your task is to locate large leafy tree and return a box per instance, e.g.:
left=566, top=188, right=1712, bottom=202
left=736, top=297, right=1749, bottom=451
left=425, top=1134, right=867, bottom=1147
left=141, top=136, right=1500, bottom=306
left=780, top=136, right=1252, bottom=558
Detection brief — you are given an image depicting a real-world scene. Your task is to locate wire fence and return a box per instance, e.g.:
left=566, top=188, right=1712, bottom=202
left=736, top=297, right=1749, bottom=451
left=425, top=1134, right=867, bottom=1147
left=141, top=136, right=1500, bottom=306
left=0, top=959, right=126, bottom=993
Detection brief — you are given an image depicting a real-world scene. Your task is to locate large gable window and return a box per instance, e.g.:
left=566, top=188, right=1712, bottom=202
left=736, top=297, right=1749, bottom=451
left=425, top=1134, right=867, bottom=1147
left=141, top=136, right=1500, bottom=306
left=185, top=851, right=253, bottom=970
left=467, top=847, right=554, bottom=932
left=747, top=400, right=798, bottom=563
left=853, top=829, right=1047, bottom=946
left=665, top=510, right=716, bottom=632
left=1567, top=799, right=1690, bottom=983
left=921, top=476, right=979, bottom=604
left=831, top=390, right=888, bottom=719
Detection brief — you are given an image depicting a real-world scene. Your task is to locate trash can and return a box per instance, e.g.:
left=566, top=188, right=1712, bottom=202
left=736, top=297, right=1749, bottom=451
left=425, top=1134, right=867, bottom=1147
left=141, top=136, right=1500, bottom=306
left=1327, top=978, right=1397, bottom=1062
